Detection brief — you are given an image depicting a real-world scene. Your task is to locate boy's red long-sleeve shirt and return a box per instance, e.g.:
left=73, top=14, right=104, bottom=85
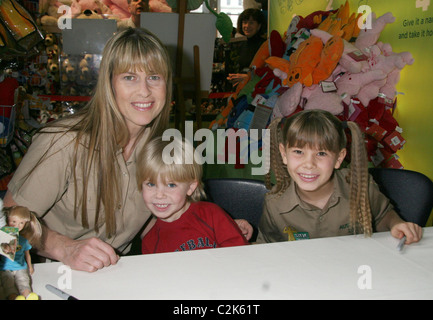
left=142, top=201, right=249, bottom=254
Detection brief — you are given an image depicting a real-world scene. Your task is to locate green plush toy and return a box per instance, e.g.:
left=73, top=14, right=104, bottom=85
left=166, top=0, right=233, bottom=43
left=166, top=0, right=203, bottom=10
left=204, top=0, right=233, bottom=43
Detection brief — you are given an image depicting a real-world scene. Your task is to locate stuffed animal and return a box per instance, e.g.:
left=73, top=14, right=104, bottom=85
left=311, top=28, right=367, bottom=74
left=285, top=35, right=323, bottom=87
left=301, top=82, right=344, bottom=115
left=102, top=0, right=171, bottom=19
left=271, top=82, right=302, bottom=119
left=355, top=12, right=395, bottom=50
left=71, top=0, right=113, bottom=18
left=312, top=34, right=343, bottom=84
left=250, top=40, right=271, bottom=71
left=315, top=1, right=362, bottom=42
left=252, top=66, right=281, bottom=98
left=335, top=69, right=387, bottom=105
left=39, top=0, right=68, bottom=26
left=265, top=56, right=290, bottom=86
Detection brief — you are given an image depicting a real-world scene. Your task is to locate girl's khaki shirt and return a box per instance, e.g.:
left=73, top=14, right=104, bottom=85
left=256, top=168, right=393, bottom=243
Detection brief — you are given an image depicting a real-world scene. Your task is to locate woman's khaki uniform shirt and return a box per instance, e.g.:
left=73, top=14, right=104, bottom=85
left=7, top=127, right=151, bottom=254
left=256, top=168, right=393, bottom=243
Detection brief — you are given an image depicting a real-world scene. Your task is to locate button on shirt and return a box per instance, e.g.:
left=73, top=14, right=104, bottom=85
left=256, top=168, right=393, bottom=243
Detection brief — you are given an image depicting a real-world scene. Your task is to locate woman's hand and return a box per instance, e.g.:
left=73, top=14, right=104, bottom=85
left=60, top=237, right=120, bottom=272
left=227, top=73, right=248, bottom=86
left=39, top=227, right=119, bottom=273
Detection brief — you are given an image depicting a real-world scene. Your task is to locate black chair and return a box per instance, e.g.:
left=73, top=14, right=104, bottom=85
left=369, top=168, right=433, bottom=226
left=204, top=178, right=268, bottom=241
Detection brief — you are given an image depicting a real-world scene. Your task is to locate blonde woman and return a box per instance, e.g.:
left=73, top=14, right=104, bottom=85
left=2, top=28, right=170, bottom=273
left=257, top=109, right=422, bottom=244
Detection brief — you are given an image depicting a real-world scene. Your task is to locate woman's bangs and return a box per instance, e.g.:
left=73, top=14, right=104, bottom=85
left=112, top=42, right=168, bottom=78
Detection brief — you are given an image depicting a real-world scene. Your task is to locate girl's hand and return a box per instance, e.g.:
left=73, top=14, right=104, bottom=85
left=391, top=222, right=423, bottom=244
left=234, top=219, right=253, bottom=241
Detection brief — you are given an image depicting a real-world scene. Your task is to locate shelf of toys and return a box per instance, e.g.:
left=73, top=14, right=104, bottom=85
left=209, top=1, right=411, bottom=174
left=0, top=0, right=95, bottom=192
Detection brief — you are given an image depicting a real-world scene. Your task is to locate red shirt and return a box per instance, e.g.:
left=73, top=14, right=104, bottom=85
left=142, top=201, right=249, bottom=254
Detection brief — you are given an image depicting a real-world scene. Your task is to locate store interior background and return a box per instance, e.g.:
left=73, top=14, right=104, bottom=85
left=1, top=0, right=432, bottom=225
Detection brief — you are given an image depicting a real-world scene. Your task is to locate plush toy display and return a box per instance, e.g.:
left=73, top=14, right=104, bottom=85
left=101, top=0, right=171, bottom=20
left=210, top=0, right=413, bottom=169
left=40, top=0, right=118, bottom=26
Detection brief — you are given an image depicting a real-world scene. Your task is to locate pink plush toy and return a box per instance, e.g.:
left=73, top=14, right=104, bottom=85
left=102, top=0, right=171, bottom=19
left=356, top=76, right=387, bottom=107
left=302, top=83, right=344, bottom=115
left=101, top=0, right=129, bottom=18
left=271, top=82, right=302, bottom=119
left=71, top=0, right=113, bottom=18
left=335, top=69, right=387, bottom=105
left=356, top=43, right=414, bottom=105
left=377, top=44, right=414, bottom=100
left=355, top=12, right=395, bottom=50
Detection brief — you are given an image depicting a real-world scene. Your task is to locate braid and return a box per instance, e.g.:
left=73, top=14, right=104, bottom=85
left=266, top=118, right=290, bottom=195
left=347, top=121, right=372, bottom=236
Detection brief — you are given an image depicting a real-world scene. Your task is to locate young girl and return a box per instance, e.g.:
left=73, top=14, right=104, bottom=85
left=256, top=109, right=422, bottom=244
left=0, top=205, right=42, bottom=300
left=137, top=137, right=249, bottom=254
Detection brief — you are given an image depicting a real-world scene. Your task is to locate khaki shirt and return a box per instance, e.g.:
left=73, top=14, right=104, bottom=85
left=8, top=127, right=151, bottom=254
left=256, top=168, right=393, bottom=243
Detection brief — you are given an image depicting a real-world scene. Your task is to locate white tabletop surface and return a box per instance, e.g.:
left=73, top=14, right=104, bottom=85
left=32, top=227, right=433, bottom=300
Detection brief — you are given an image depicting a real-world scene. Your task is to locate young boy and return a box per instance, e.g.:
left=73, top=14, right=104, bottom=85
left=137, top=137, right=249, bottom=254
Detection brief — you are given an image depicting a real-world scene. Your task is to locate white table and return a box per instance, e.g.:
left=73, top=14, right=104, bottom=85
left=32, top=227, right=433, bottom=300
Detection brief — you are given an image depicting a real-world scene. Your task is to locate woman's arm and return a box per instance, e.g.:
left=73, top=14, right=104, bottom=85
left=4, top=191, right=119, bottom=272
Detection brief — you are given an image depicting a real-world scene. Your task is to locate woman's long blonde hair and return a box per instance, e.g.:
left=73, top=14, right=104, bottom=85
left=266, top=109, right=372, bottom=236
left=28, top=28, right=173, bottom=237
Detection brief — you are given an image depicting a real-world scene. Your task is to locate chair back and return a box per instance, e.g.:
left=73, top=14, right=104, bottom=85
left=368, top=168, right=433, bottom=226
left=204, top=178, right=268, bottom=241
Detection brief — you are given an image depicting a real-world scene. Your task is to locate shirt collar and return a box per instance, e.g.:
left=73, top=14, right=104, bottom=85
left=269, top=169, right=350, bottom=214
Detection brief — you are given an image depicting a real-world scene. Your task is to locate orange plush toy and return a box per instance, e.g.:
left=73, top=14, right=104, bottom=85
left=286, top=35, right=323, bottom=87
left=312, top=34, right=344, bottom=84
left=264, top=56, right=290, bottom=86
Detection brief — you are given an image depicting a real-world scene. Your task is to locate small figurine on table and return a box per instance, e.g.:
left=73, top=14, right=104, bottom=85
left=0, top=203, right=42, bottom=300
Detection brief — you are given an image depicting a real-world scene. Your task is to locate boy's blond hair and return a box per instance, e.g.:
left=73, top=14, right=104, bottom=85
left=137, top=137, right=206, bottom=202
